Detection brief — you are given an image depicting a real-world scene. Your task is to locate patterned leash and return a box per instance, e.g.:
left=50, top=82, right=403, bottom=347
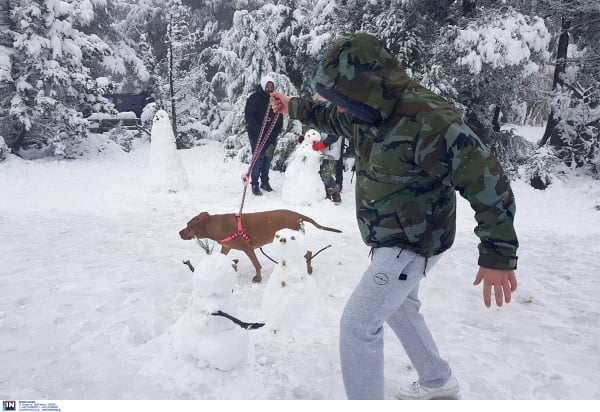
left=239, top=106, right=280, bottom=215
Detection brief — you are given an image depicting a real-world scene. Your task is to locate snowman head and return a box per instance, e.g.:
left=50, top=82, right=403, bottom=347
left=153, top=109, right=170, bottom=124
left=192, top=253, right=237, bottom=298
left=297, top=129, right=322, bottom=156
left=273, top=229, right=310, bottom=273
left=303, top=129, right=321, bottom=144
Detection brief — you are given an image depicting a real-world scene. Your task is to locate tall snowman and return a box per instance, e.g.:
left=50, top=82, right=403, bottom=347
left=144, top=109, right=189, bottom=193
left=281, top=129, right=326, bottom=205
left=260, top=229, right=323, bottom=339
left=169, top=250, right=250, bottom=371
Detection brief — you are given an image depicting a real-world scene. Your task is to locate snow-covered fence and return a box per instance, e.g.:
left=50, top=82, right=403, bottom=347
left=87, top=113, right=141, bottom=134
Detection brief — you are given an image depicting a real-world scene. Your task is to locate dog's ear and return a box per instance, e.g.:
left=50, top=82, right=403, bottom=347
left=190, top=212, right=209, bottom=231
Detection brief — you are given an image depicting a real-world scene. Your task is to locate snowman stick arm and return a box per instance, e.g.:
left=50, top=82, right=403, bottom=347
left=211, top=310, right=265, bottom=330
left=136, top=124, right=152, bottom=136
left=182, top=260, right=195, bottom=272
left=304, top=244, right=331, bottom=274
left=311, top=244, right=332, bottom=259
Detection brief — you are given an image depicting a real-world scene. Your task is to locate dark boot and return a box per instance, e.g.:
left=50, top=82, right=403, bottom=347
left=260, top=181, right=273, bottom=192
left=252, top=183, right=263, bottom=196
left=328, top=185, right=342, bottom=204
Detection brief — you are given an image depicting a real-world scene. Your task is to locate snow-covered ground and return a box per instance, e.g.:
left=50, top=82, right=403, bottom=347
left=1, top=125, right=599, bottom=403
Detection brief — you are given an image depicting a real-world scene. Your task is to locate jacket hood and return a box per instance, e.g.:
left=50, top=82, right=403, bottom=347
left=314, top=33, right=414, bottom=125
left=260, top=74, right=275, bottom=91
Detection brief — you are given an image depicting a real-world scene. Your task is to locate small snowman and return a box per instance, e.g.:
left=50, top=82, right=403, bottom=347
left=282, top=129, right=326, bottom=205
left=260, top=229, right=322, bottom=338
left=170, top=249, right=250, bottom=371
left=144, top=109, right=189, bottom=193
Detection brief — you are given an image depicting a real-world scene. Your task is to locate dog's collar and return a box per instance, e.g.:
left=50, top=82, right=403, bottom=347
left=218, top=213, right=251, bottom=244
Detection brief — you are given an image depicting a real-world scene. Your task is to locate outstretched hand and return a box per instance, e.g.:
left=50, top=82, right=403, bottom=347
left=473, top=267, right=518, bottom=308
left=270, top=91, right=291, bottom=115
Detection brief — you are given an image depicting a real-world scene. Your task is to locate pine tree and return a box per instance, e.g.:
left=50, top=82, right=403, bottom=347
left=4, top=0, right=117, bottom=157
left=451, top=7, right=551, bottom=130
left=213, top=3, right=302, bottom=168
left=285, top=0, right=337, bottom=95
left=536, top=0, right=600, bottom=176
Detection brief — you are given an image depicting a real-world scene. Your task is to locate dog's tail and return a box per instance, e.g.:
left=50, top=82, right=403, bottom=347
left=298, top=214, right=342, bottom=233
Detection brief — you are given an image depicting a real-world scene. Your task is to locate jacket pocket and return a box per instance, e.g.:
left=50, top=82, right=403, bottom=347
left=391, top=195, right=431, bottom=244
left=357, top=199, right=410, bottom=247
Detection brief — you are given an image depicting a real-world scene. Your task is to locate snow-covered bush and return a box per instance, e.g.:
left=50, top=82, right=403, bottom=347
left=0, top=136, right=10, bottom=161
left=523, top=146, right=560, bottom=190
left=107, top=127, right=138, bottom=153
left=483, top=129, right=536, bottom=178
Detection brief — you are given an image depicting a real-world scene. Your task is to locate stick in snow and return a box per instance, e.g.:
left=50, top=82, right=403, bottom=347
left=211, top=310, right=265, bottom=330
left=182, top=260, right=195, bottom=272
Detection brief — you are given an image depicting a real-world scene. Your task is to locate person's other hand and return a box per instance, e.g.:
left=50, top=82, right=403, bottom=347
left=270, top=91, right=290, bottom=115
left=312, top=141, right=326, bottom=151
left=241, top=173, right=250, bottom=186
left=473, top=267, right=517, bottom=307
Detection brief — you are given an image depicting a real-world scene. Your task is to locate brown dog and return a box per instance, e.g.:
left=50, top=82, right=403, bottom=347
left=179, top=209, right=341, bottom=283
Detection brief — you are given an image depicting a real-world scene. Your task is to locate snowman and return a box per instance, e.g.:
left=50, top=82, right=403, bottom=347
left=144, top=109, right=189, bottom=193
left=170, top=251, right=250, bottom=371
left=281, top=129, right=326, bottom=205
left=260, top=229, right=323, bottom=339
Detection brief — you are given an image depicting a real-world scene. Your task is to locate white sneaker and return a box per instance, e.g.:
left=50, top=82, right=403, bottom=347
left=395, top=375, right=460, bottom=400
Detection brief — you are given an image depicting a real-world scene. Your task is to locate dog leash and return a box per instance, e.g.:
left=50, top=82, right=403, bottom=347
left=239, top=106, right=280, bottom=215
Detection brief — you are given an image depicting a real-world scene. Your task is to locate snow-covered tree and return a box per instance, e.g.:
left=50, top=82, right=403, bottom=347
left=286, top=0, right=336, bottom=95
left=346, top=0, right=429, bottom=74
left=82, top=0, right=150, bottom=92
left=2, top=0, right=149, bottom=158
left=212, top=4, right=304, bottom=168
left=4, top=0, right=110, bottom=157
left=209, top=4, right=299, bottom=131
left=536, top=0, right=600, bottom=179
left=448, top=8, right=551, bottom=133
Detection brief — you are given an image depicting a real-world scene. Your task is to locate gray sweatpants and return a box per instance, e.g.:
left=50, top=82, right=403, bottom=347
left=339, top=247, right=451, bottom=399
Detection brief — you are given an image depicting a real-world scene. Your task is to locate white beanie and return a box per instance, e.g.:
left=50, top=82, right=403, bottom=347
left=260, top=74, right=275, bottom=91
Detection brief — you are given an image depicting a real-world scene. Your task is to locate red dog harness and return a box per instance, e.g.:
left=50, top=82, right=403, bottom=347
left=218, top=213, right=251, bottom=244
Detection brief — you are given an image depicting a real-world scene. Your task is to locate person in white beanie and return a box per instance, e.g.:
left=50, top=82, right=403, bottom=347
left=244, top=73, right=284, bottom=196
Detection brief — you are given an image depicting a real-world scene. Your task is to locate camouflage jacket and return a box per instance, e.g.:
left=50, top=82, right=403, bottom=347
left=288, top=33, right=518, bottom=270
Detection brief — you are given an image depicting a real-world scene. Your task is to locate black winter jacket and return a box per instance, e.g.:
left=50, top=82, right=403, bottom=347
left=244, top=86, right=283, bottom=151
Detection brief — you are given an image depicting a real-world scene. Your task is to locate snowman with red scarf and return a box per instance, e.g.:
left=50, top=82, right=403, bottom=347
left=281, top=129, right=326, bottom=205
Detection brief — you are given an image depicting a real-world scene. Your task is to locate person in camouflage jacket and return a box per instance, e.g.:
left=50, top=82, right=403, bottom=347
left=270, top=33, right=518, bottom=400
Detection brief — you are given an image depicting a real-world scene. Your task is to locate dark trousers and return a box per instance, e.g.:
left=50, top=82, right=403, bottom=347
left=320, top=155, right=344, bottom=190
left=251, top=152, right=272, bottom=185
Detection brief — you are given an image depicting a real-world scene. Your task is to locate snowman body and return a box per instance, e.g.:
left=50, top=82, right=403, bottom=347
left=260, top=229, right=322, bottom=338
left=145, top=109, right=189, bottom=192
left=171, top=253, right=248, bottom=371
